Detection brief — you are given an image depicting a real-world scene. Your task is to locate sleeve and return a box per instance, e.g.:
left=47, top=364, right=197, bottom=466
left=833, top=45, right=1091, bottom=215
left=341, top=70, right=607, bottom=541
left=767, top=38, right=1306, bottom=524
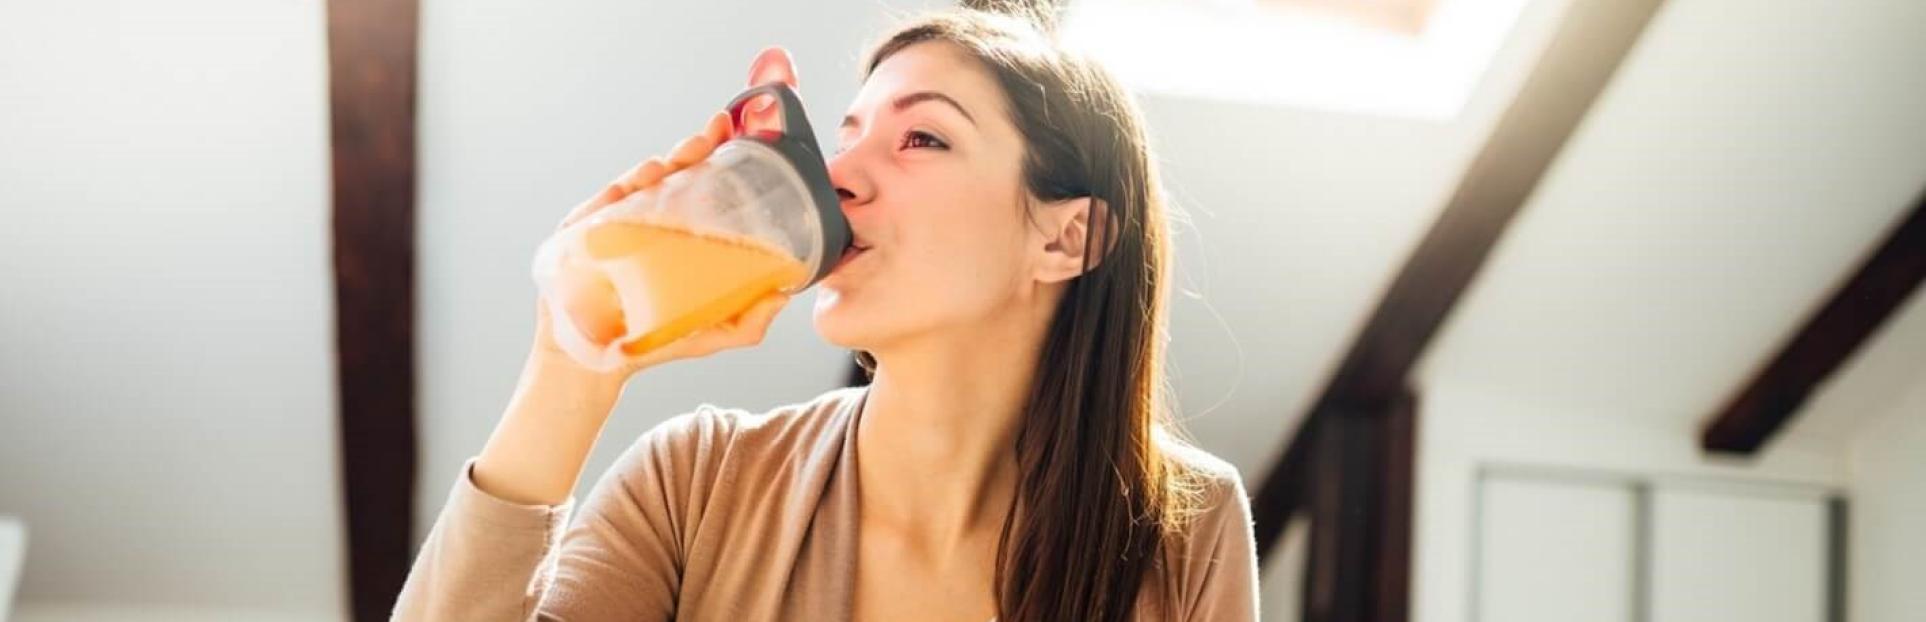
left=1181, top=467, right=1261, bottom=622
left=391, top=409, right=724, bottom=622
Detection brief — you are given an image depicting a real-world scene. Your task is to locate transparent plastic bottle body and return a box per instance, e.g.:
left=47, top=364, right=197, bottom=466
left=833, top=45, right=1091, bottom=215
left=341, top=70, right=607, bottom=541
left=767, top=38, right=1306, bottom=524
left=532, top=139, right=828, bottom=371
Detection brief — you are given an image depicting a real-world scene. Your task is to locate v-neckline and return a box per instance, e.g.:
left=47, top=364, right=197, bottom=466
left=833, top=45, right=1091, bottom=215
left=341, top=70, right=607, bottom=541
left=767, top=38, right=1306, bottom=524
left=837, top=386, right=869, bottom=620
left=830, top=387, right=997, bottom=622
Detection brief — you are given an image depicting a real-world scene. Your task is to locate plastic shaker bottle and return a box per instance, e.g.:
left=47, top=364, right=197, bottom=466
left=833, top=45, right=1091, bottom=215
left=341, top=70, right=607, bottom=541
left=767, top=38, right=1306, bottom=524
left=532, top=83, right=850, bottom=371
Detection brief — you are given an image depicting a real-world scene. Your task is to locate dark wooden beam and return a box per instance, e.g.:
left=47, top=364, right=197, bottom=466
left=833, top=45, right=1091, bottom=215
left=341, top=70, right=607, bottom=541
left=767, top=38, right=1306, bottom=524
left=326, top=0, right=420, bottom=619
left=1251, top=414, right=1317, bottom=551
left=1702, top=191, right=1926, bottom=454
left=1254, top=0, right=1671, bottom=561
left=1307, top=0, right=1671, bottom=413
left=1300, top=388, right=1416, bottom=622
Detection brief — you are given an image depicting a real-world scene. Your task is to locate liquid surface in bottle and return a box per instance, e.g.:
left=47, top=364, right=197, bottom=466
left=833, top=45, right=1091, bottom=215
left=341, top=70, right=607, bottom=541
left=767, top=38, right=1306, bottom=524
left=557, top=219, right=808, bottom=358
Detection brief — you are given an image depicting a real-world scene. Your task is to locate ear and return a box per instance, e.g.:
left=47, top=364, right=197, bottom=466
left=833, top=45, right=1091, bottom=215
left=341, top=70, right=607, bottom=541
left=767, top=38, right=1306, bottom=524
left=1034, top=196, right=1115, bottom=284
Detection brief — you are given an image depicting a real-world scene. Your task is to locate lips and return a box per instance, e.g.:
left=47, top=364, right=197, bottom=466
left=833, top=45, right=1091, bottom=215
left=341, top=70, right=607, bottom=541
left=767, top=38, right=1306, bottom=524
left=832, top=241, right=870, bottom=273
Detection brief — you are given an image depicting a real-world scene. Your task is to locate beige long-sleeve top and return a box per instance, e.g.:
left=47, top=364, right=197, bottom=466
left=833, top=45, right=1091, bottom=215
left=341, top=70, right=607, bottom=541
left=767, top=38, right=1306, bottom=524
left=393, top=386, right=1259, bottom=621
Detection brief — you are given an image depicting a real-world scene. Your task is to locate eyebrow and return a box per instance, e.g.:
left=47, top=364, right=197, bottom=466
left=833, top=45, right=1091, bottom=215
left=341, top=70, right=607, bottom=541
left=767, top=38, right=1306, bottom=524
left=839, top=91, right=978, bottom=131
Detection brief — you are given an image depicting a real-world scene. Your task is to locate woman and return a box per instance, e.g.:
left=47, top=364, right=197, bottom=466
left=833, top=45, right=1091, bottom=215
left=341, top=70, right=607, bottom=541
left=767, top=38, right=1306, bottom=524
left=396, top=7, right=1258, bottom=621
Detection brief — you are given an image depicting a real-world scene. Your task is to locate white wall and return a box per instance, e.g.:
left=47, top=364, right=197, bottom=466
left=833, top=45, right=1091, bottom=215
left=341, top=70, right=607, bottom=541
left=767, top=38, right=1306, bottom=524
left=1407, top=379, right=1847, bottom=622
left=0, top=0, right=342, bottom=619
left=1847, top=378, right=1926, bottom=622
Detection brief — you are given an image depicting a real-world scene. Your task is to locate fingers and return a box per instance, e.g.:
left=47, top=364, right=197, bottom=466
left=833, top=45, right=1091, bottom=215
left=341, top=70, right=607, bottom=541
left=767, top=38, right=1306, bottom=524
left=560, top=47, right=799, bottom=232
left=559, top=156, right=666, bottom=230
left=747, top=46, right=799, bottom=90
left=741, top=47, right=799, bottom=136
left=666, top=133, right=717, bottom=168
left=557, top=197, right=608, bottom=231
left=719, top=293, right=790, bottom=346
left=743, top=293, right=790, bottom=326
left=704, top=110, right=733, bottom=145
left=562, top=113, right=734, bottom=231
left=613, top=158, right=671, bottom=197
left=660, top=293, right=788, bottom=361
left=558, top=99, right=744, bottom=232
left=741, top=95, right=781, bottom=135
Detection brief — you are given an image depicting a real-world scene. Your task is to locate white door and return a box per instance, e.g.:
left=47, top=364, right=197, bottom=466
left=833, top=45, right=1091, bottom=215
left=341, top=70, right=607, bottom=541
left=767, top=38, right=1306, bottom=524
left=1477, top=476, right=1639, bottom=622
left=1647, top=488, right=1828, bottom=622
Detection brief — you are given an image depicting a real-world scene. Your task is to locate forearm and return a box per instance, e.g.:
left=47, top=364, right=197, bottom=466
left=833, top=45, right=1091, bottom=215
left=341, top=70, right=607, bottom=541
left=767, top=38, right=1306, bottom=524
left=474, top=353, right=629, bottom=506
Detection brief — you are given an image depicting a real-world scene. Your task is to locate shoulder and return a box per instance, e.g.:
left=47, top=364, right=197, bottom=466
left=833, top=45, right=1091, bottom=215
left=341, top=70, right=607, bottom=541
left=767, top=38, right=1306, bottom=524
left=630, top=385, right=866, bottom=472
left=1152, top=436, right=1261, bottom=619
left=597, top=386, right=866, bottom=521
left=667, top=384, right=864, bottom=444
left=1160, top=435, right=1250, bottom=525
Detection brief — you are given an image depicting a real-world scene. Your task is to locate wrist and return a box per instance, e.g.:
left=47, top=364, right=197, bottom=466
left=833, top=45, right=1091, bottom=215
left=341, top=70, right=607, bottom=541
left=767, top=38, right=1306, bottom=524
left=518, top=351, right=627, bottom=409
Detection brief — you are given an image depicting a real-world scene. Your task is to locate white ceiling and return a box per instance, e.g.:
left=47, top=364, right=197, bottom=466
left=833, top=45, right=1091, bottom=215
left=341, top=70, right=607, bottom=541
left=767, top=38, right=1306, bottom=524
left=1146, top=0, right=1926, bottom=476
left=1412, top=0, right=1926, bottom=453
left=1144, top=0, right=1576, bottom=474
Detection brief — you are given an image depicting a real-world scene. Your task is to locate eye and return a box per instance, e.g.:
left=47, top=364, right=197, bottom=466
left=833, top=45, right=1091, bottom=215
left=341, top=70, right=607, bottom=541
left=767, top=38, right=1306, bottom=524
left=900, top=130, right=949, bottom=151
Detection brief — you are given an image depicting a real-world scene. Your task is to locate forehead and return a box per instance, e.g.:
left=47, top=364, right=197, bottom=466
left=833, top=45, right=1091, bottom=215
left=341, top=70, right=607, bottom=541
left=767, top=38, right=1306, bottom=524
left=849, top=41, right=1005, bottom=120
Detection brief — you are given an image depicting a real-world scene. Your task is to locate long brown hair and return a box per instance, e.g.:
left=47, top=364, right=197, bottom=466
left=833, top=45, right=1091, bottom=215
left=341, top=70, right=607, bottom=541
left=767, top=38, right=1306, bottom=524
left=856, top=7, right=1206, bottom=621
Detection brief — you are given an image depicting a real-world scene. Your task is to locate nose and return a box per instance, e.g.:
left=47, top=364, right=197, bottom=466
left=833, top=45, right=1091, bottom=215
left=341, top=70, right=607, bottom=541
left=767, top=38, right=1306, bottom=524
left=826, top=148, right=873, bottom=210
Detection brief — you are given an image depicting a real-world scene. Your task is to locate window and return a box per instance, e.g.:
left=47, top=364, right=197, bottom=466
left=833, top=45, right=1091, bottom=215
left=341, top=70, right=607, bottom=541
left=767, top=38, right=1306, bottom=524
left=1060, top=0, right=1534, bottom=119
left=1265, top=0, right=1441, bottom=36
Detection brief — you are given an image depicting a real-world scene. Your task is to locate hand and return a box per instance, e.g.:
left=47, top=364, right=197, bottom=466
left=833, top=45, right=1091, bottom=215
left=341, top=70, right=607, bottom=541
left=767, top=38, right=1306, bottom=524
left=527, top=47, right=804, bottom=382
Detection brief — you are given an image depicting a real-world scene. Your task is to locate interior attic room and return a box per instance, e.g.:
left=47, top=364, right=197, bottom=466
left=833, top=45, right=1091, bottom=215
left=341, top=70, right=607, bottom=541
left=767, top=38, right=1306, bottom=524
left=2, top=0, right=1921, bottom=620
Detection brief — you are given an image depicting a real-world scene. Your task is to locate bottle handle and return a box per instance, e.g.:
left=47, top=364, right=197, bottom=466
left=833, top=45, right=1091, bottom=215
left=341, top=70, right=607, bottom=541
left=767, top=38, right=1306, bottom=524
left=719, top=82, right=851, bottom=288
left=726, top=82, right=821, bottom=151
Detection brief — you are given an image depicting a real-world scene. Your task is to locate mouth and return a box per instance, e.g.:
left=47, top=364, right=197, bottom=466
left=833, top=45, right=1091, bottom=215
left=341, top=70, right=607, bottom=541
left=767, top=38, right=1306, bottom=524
left=832, top=240, right=871, bottom=272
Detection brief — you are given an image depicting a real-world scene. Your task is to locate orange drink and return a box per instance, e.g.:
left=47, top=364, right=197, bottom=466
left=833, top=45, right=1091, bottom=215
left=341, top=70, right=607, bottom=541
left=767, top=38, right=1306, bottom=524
left=554, top=219, right=809, bottom=359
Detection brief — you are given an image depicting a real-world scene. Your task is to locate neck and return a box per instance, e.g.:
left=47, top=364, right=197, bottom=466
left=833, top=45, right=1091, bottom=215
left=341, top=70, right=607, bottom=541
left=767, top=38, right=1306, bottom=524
left=854, top=294, right=1058, bottom=561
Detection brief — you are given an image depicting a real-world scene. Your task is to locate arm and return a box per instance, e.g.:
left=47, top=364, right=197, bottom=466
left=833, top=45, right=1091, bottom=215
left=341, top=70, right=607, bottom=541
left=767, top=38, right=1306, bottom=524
left=389, top=354, right=623, bottom=621
left=473, top=355, right=626, bottom=507
left=391, top=405, right=719, bottom=622
left=389, top=47, right=801, bottom=621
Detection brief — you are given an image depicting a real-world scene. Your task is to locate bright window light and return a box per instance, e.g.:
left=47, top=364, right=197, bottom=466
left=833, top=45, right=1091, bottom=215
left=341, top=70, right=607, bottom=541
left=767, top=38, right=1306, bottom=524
left=1060, top=0, right=1535, bottom=120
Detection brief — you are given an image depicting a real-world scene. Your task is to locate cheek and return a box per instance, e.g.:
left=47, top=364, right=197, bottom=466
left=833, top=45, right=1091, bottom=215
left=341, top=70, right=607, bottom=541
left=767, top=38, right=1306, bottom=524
left=814, top=213, right=1027, bottom=338
left=893, top=208, right=1035, bottom=316
left=812, top=165, right=1033, bottom=343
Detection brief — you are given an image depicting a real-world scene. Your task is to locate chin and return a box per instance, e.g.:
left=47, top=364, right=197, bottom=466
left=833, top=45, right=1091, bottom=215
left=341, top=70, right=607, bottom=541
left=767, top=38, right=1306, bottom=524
left=810, top=286, right=876, bottom=350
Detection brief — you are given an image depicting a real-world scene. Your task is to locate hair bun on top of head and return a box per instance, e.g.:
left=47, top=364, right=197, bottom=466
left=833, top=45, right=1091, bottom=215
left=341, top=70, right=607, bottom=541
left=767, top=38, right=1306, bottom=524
left=958, top=0, right=1062, bottom=37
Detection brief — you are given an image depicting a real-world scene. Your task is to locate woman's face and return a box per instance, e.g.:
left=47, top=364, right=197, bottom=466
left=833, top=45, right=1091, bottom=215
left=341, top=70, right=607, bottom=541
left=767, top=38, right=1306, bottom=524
left=811, top=42, right=1046, bottom=352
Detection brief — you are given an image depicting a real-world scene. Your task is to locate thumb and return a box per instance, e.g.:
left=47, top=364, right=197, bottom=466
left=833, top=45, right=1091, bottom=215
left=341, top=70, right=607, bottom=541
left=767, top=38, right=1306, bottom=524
left=742, top=47, right=800, bottom=135
left=747, top=46, right=799, bottom=91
